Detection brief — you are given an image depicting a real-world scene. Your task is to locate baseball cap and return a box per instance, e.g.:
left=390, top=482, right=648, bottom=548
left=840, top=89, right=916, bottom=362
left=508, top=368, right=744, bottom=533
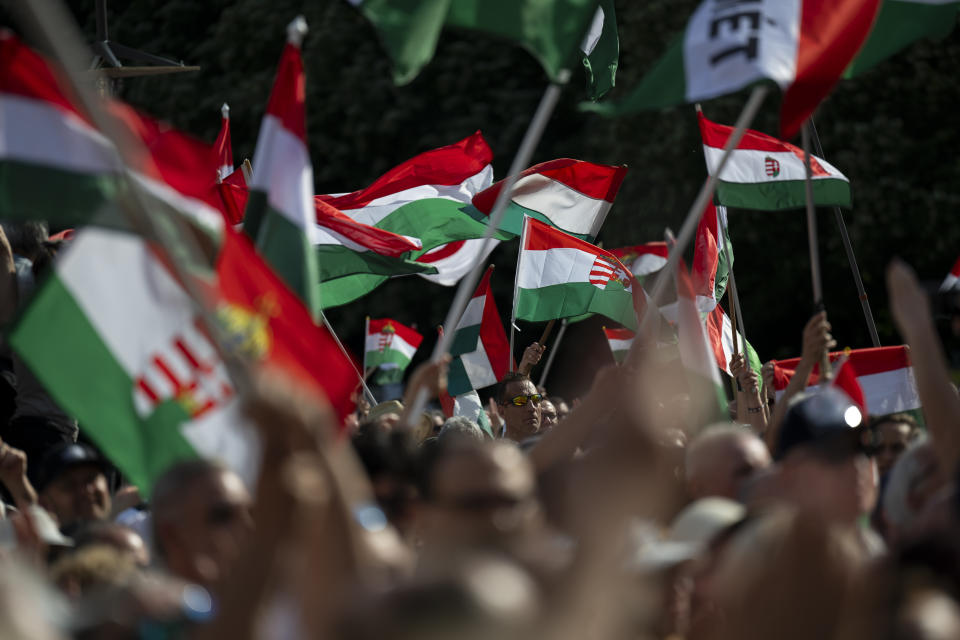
left=32, top=442, right=110, bottom=493
left=774, top=387, right=866, bottom=461
left=631, top=498, right=747, bottom=571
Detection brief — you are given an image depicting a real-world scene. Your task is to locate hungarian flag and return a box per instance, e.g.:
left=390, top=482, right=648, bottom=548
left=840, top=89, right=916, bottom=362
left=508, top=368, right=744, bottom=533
left=9, top=226, right=356, bottom=493
left=609, top=242, right=668, bottom=276
left=692, top=202, right=732, bottom=310
left=940, top=256, right=960, bottom=292
left=314, top=198, right=436, bottom=282
left=364, top=318, right=423, bottom=385
left=316, top=131, right=499, bottom=306
left=472, top=158, right=628, bottom=241
left=415, top=238, right=498, bottom=287
left=350, top=0, right=600, bottom=86
left=704, top=304, right=762, bottom=378
left=581, top=0, right=619, bottom=100
left=447, top=266, right=511, bottom=397
left=603, top=327, right=635, bottom=363
left=214, top=103, right=233, bottom=181
left=585, top=0, right=881, bottom=139
left=0, top=32, right=228, bottom=235
left=244, top=18, right=322, bottom=316
left=218, top=166, right=249, bottom=226
left=772, top=346, right=921, bottom=417
left=698, top=111, right=851, bottom=211
left=515, top=218, right=641, bottom=330
left=847, top=0, right=960, bottom=76
left=677, top=261, right=728, bottom=420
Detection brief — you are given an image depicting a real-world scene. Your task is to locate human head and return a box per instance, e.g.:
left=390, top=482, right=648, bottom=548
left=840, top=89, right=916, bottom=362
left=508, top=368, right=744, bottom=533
left=775, top=389, right=874, bottom=524
left=495, top=373, right=541, bottom=441
left=35, top=443, right=112, bottom=531
left=439, top=416, right=485, bottom=443
left=2, top=221, right=49, bottom=261
left=684, top=424, right=771, bottom=501
left=71, top=522, right=150, bottom=568
left=539, top=399, right=558, bottom=431
left=151, top=459, right=252, bottom=586
left=550, top=397, right=570, bottom=421
left=419, top=440, right=539, bottom=549
left=871, top=413, right=920, bottom=476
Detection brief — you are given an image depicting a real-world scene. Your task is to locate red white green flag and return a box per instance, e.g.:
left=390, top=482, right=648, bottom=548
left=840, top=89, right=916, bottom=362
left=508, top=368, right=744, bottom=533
left=473, top=158, right=629, bottom=241
left=609, top=242, right=668, bottom=276
left=243, top=18, right=321, bottom=316
left=364, top=318, right=423, bottom=385
left=446, top=266, right=511, bottom=397
left=772, top=346, right=921, bottom=417
left=698, top=110, right=851, bottom=211
left=9, top=226, right=357, bottom=494
left=0, top=32, right=227, bottom=235
left=317, top=131, right=500, bottom=306
left=603, top=327, right=635, bottom=363
left=704, top=304, right=762, bottom=378
left=940, top=256, right=960, bottom=292
left=692, top=202, right=732, bottom=310
left=515, top=218, right=642, bottom=330
left=585, top=0, right=881, bottom=139
left=677, top=261, right=728, bottom=419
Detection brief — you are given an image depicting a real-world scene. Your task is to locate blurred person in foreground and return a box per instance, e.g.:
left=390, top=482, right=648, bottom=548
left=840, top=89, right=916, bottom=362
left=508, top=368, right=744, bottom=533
left=685, top=424, right=771, bottom=502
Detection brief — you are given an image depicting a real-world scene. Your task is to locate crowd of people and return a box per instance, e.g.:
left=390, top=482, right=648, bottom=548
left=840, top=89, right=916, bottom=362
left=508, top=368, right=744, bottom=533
left=0, top=218, right=958, bottom=640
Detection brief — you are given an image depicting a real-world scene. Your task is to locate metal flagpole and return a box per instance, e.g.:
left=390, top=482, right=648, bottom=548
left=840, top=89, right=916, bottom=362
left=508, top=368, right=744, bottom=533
left=807, top=118, right=881, bottom=348
left=628, top=86, right=769, bottom=364
left=405, top=74, right=571, bottom=421
left=323, top=311, right=377, bottom=407
left=538, top=319, right=568, bottom=388
left=801, top=122, right=832, bottom=381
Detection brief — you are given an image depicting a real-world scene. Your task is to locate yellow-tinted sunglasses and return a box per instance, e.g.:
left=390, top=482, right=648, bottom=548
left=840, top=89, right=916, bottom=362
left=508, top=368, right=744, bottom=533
left=507, top=393, right=542, bottom=407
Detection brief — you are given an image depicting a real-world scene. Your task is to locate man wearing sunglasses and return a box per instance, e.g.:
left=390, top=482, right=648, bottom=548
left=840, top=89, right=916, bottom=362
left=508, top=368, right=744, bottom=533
left=495, top=373, right=542, bottom=443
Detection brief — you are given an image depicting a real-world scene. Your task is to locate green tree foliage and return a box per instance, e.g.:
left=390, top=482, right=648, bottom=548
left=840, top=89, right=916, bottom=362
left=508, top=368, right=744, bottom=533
left=31, top=1, right=960, bottom=394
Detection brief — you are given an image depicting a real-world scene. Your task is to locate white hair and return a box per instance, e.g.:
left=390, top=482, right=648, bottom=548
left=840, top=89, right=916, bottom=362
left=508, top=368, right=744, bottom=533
left=439, top=416, right=484, bottom=442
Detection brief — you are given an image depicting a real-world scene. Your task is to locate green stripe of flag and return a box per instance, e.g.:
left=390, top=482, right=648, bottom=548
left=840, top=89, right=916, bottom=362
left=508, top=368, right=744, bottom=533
left=715, top=178, right=852, bottom=211
left=847, top=1, right=960, bottom=76
left=516, top=281, right=637, bottom=330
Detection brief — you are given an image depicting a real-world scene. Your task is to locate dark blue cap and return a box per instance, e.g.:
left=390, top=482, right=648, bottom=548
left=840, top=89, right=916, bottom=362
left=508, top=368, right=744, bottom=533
left=33, top=442, right=109, bottom=492
left=774, top=387, right=865, bottom=461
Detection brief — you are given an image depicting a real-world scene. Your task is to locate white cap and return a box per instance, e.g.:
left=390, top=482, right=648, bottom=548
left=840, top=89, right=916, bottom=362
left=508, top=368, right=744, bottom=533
left=632, top=498, right=746, bottom=572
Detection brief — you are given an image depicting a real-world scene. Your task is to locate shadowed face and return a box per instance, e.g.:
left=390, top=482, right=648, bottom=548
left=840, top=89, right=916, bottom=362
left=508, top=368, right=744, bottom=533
left=40, top=464, right=111, bottom=529
left=499, top=379, right=541, bottom=441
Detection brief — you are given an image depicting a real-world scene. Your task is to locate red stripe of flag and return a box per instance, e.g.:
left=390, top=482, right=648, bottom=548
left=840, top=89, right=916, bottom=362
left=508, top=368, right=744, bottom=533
left=368, top=318, right=423, bottom=349
left=264, top=43, right=307, bottom=142
left=315, top=198, right=420, bottom=257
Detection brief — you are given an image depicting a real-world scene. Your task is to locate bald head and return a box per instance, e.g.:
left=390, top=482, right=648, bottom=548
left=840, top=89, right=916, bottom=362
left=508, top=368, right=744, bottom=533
left=685, top=425, right=771, bottom=501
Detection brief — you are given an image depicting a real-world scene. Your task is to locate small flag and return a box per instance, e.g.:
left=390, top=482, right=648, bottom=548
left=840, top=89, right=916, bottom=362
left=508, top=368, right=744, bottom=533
left=584, top=0, right=882, bottom=139
left=446, top=266, right=511, bottom=397
left=703, top=304, right=762, bottom=379
left=581, top=0, right=619, bottom=101
left=698, top=110, right=851, bottom=211
left=940, top=256, right=960, bottom=292
left=603, top=326, right=635, bottom=363
left=515, top=218, right=642, bottom=330
left=772, top=346, right=920, bottom=417
left=472, top=158, right=628, bottom=241
left=692, top=202, right=732, bottom=311
left=365, top=318, right=423, bottom=385
left=677, top=260, right=728, bottom=422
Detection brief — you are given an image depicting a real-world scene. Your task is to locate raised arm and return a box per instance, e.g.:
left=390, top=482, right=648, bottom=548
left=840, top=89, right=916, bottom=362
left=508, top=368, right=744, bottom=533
left=730, top=353, right=768, bottom=435
left=887, top=259, right=960, bottom=475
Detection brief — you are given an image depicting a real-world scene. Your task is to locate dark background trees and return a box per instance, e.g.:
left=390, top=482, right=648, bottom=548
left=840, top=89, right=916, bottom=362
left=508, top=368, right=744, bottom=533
left=28, top=1, right=960, bottom=396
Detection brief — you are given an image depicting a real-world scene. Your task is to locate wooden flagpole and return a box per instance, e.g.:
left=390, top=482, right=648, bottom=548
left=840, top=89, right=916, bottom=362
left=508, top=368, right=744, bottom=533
left=801, top=121, right=832, bottom=381
left=538, top=319, right=568, bottom=388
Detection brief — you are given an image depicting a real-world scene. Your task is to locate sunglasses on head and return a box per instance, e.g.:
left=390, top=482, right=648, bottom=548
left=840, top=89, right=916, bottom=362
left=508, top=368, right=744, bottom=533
left=506, top=393, right=543, bottom=407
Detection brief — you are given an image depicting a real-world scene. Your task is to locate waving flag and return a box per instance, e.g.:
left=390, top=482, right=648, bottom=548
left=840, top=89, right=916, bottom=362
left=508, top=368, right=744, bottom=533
left=317, top=131, right=499, bottom=306
left=603, top=327, right=635, bottom=363
left=515, top=218, right=641, bottom=329
left=677, top=261, right=728, bottom=420
left=350, top=0, right=600, bottom=86
left=699, top=110, right=851, bottom=211
left=772, top=346, right=920, bottom=417
left=244, top=18, right=321, bottom=315
left=9, top=226, right=357, bottom=493
left=446, top=266, right=511, bottom=397
left=585, top=0, right=881, bottom=139
left=692, top=202, right=732, bottom=311
left=581, top=0, right=619, bottom=100
left=364, top=318, right=423, bottom=385
left=940, top=256, right=960, bottom=292
left=847, top=0, right=960, bottom=76
left=0, top=32, right=226, bottom=235
left=472, top=158, right=628, bottom=241
left=704, top=304, right=761, bottom=378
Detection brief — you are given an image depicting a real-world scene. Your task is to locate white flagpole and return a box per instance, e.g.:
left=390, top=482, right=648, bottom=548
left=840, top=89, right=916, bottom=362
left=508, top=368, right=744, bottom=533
left=538, top=319, right=568, bottom=388
left=801, top=121, right=832, bottom=381
left=404, top=73, right=571, bottom=422
left=322, top=311, right=377, bottom=407
left=510, top=216, right=531, bottom=371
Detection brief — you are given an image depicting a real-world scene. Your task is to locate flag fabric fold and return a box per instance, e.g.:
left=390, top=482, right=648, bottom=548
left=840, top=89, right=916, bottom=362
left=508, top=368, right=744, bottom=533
left=609, top=242, right=668, bottom=277
left=698, top=110, right=851, bottom=210
left=603, top=326, right=635, bottom=363
left=677, top=260, right=728, bottom=420
left=940, top=256, right=960, bottom=292
left=703, top=304, right=761, bottom=378
left=691, top=202, right=731, bottom=311
left=581, top=0, right=619, bottom=100
left=472, top=158, right=628, bottom=241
